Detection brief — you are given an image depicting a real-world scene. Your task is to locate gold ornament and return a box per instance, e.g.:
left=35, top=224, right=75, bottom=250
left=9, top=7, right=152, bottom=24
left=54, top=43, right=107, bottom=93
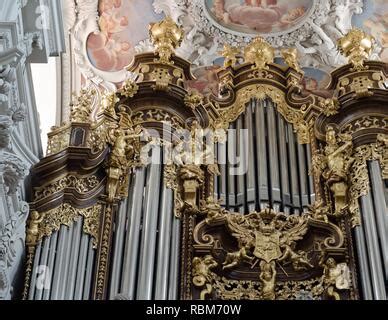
left=70, top=88, right=96, bottom=122
left=219, top=44, right=240, bottom=67
left=338, top=29, right=375, bottom=71
left=119, top=79, right=139, bottom=98
left=281, top=48, right=302, bottom=73
left=192, top=255, right=218, bottom=300
left=149, top=16, right=184, bottom=64
left=244, top=37, right=274, bottom=70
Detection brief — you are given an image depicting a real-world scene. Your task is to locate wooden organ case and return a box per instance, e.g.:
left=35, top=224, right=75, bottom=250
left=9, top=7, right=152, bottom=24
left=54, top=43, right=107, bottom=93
left=23, top=19, right=388, bottom=300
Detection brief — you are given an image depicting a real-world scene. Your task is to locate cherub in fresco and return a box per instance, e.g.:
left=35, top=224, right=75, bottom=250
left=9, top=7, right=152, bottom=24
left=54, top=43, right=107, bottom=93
left=87, top=0, right=133, bottom=71
left=363, top=13, right=388, bottom=62
left=186, top=66, right=220, bottom=96
left=212, top=0, right=306, bottom=33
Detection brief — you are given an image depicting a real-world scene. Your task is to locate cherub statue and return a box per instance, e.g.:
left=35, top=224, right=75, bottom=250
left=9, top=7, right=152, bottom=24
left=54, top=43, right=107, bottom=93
left=319, top=254, right=350, bottom=300
left=281, top=48, right=302, bottom=72
left=26, top=211, right=45, bottom=246
left=308, top=200, right=329, bottom=223
left=223, top=245, right=254, bottom=270
left=192, top=255, right=218, bottom=300
left=278, top=242, right=314, bottom=271
left=219, top=44, right=240, bottom=67
left=259, top=261, right=276, bottom=300
left=101, top=91, right=119, bottom=117
left=323, top=126, right=354, bottom=214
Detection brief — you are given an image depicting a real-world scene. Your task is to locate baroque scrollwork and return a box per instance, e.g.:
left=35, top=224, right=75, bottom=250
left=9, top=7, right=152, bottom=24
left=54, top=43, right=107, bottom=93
left=26, top=203, right=102, bottom=248
left=69, top=88, right=96, bottom=123
left=33, top=175, right=100, bottom=201
left=213, top=84, right=310, bottom=144
left=190, top=202, right=350, bottom=300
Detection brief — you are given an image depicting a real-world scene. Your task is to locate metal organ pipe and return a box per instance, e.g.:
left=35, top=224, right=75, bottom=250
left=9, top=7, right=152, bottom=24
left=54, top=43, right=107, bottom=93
left=65, top=218, right=82, bottom=300
left=154, top=185, right=173, bottom=299
left=217, top=98, right=313, bottom=215
left=369, top=161, right=388, bottom=280
left=120, top=167, right=146, bottom=298
left=359, top=189, right=386, bottom=299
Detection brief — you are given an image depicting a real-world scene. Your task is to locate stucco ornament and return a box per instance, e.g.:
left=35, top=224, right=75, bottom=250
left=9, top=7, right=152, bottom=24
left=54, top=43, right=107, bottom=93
left=152, top=0, right=364, bottom=70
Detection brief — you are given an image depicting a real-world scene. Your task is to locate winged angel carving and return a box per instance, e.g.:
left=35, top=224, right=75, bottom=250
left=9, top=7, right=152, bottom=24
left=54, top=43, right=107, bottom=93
left=222, top=208, right=313, bottom=299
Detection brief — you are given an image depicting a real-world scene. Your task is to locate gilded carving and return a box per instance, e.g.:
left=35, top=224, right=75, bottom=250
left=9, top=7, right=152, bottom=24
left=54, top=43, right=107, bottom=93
left=27, top=204, right=102, bottom=248
left=106, top=108, right=143, bottom=202
left=69, top=88, right=96, bottom=123
left=149, top=16, right=184, bottom=64
left=219, top=44, right=240, bottom=67
left=151, top=67, right=172, bottom=91
left=244, top=37, right=274, bottom=70
left=213, top=85, right=309, bottom=144
left=25, top=211, right=45, bottom=247
left=33, top=175, right=100, bottom=201
left=101, top=92, right=119, bottom=117
left=317, top=254, right=350, bottom=300
left=184, top=91, right=204, bottom=110
left=338, top=29, right=375, bottom=71
left=119, top=79, right=139, bottom=98
left=191, top=202, right=350, bottom=300
left=192, top=255, right=218, bottom=300
left=281, top=48, right=302, bottom=73
left=319, top=98, right=340, bottom=117
left=46, top=126, right=71, bottom=155
left=314, top=126, right=354, bottom=216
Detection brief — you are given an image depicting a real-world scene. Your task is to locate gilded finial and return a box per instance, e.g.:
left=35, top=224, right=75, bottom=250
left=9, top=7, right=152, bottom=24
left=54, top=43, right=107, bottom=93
left=337, top=29, right=375, bottom=71
left=69, top=88, right=96, bottom=123
left=281, top=48, right=302, bottom=73
left=149, top=16, right=184, bottom=64
left=244, top=37, right=274, bottom=70
left=219, top=44, right=240, bottom=67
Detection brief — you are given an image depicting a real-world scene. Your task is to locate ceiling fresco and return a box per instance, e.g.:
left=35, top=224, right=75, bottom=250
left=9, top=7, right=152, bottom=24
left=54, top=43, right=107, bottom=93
left=87, top=0, right=163, bottom=72
left=204, top=0, right=313, bottom=35
left=83, top=0, right=388, bottom=93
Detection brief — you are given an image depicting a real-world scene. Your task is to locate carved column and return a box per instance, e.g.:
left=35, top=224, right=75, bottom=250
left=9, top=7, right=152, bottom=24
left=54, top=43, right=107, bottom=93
left=0, top=0, right=64, bottom=299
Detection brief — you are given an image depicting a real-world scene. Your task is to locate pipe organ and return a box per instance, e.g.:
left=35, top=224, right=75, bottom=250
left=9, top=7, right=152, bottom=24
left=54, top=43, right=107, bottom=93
left=22, top=19, right=388, bottom=300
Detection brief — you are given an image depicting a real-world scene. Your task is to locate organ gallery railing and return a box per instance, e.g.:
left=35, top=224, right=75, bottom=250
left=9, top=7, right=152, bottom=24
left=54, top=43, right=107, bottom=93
left=23, top=18, right=388, bottom=300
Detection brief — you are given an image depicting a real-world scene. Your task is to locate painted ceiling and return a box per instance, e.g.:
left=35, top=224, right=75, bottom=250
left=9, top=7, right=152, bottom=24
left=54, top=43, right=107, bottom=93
left=84, top=0, right=388, bottom=95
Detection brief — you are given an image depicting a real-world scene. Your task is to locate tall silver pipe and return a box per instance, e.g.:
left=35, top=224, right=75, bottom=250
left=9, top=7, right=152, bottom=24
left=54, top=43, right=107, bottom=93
left=254, top=100, right=269, bottom=208
left=168, top=217, right=181, bottom=300
left=83, top=238, right=95, bottom=300
left=228, top=123, right=237, bottom=208
left=34, top=235, right=50, bottom=300
left=286, top=123, right=300, bottom=212
left=50, top=226, right=67, bottom=299
left=65, top=218, right=82, bottom=299
left=354, top=226, right=373, bottom=299
left=245, top=103, right=256, bottom=211
left=42, top=231, right=58, bottom=300
left=267, top=103, right=281, bottom=206
left=57, top=222, right=74, bottom=299
left=137, top=147, right=162, bottom=299
left=74, top=232, right=89, bottom=300
left=236, top=116, right=245, bottom=213
left=369, top=161, right=388, bottom=279
left=277, top=116, right=290, bottom=213
left=28, top=242, right=42, bottom=299
left=305, top=144, right=315, bottom=204
left=154, top=185, right=173, bottom=299
left=360, top=193, right=387, bottom=299
left=297, top=144, right=309, bottom=209
left=109, top=196, right=129, bottom=298
left=217, top=141, right=227, bottom=205
left=121, top=167, right=146, bottom=299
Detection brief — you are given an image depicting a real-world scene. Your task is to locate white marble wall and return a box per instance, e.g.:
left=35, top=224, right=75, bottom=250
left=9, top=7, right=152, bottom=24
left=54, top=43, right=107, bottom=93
left=0, top=0, right=64, bottom=299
